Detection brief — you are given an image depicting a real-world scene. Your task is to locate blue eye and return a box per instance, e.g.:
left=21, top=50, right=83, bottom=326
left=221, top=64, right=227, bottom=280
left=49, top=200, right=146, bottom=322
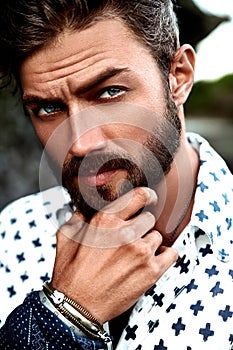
left=99, top=87, right=124, bottom=99
left=39, top=105, right=57, bottom=115
left=43, top=105, right=56, bottom=113
left=33, top=104, right=66, bottom=119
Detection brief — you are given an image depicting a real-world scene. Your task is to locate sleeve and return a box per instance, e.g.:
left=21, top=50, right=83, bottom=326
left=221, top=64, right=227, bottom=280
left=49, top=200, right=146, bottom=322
left=0, top=291, right=106, bottom=350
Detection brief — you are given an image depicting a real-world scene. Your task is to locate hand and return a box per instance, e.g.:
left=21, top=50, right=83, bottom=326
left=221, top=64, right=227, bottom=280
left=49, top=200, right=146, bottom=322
left=52, top=187, right=178, bottom=323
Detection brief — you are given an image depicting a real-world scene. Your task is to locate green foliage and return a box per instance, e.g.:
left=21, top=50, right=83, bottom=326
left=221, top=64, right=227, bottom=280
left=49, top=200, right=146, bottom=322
left=186, top=74, right=233, bottom=119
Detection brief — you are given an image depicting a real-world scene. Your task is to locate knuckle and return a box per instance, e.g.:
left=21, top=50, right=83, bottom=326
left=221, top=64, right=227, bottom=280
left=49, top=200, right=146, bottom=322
left=148, top=258, right=166, bottom=280
left=92, top=212, right=119, bottom=228
left=134, top=187, right=157, bottom=204
left=170, top=248, right=179, bottom=261
left=164, top=246, right=178, bottom=261
left=134, top=187, right=149, bottom=202
left=136, top=241, right=152, bottom=260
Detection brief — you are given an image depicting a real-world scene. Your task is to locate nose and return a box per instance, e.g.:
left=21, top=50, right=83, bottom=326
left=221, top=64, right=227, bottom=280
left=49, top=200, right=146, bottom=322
left=69, top=125, right=107, bottom=157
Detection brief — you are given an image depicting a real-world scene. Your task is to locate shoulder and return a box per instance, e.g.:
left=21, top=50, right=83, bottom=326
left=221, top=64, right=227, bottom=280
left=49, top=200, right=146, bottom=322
left=0, top=186, right=72, bottom=247
left=187, top=132, right=232, bottom=182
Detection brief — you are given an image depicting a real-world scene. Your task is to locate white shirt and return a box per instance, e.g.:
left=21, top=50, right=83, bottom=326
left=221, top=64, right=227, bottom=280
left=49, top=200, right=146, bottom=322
left=0, top=133, right=233, bottom=349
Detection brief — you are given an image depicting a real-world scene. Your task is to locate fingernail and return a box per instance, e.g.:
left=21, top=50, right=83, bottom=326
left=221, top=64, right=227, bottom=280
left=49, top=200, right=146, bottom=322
left=146, top=188, right=158, bottom=204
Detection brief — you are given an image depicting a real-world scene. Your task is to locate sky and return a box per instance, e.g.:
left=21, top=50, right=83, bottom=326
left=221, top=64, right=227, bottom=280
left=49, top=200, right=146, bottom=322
left=192, top=0, right=233, bottom=81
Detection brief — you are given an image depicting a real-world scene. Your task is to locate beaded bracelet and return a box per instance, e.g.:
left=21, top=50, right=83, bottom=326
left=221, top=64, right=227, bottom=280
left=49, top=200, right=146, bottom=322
left=43, top=281, right=112, bottom=344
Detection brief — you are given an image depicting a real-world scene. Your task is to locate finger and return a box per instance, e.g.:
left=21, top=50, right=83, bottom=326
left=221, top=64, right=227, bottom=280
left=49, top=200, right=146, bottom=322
left=72, top=211, right=156, bottom=248
left=153, top=246, right=178, bottom=271
left=141, top=229, right=163, bottom=251
left=101, top=187, right=157, bottom=220
left=124, top=211, right=156, bottom=240
left=81, top=209, right=156, bottom=248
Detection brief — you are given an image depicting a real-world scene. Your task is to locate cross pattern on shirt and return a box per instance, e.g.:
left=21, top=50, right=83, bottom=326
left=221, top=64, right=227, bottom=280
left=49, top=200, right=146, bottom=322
left=0, top=133, right=232, bottom=350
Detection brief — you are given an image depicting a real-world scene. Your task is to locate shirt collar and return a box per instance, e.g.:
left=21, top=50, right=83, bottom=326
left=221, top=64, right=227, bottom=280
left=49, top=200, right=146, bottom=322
left=187, top=133, right=233, bottom=262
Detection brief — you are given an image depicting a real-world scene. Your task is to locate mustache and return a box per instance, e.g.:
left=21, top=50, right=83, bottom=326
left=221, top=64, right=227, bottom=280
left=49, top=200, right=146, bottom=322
left=62, top=153, right=138, bottom=179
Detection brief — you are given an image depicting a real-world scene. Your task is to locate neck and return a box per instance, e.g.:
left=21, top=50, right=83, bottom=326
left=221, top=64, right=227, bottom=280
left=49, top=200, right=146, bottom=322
left=150, top=136, right=199, bottom=247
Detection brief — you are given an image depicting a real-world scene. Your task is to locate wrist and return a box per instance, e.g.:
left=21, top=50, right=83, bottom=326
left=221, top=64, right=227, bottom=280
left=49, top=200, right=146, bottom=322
left=39, top=290, right=87, bottom=338
left=42, top=281, right=111, bottom=344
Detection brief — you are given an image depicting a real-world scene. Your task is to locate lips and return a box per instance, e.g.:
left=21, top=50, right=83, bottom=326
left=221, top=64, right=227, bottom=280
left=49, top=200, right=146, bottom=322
left=79, top=168, right=119, bottom=187
left=77, top=159, right=124, bottom=187
left=63, top=155, right=133, bottom=189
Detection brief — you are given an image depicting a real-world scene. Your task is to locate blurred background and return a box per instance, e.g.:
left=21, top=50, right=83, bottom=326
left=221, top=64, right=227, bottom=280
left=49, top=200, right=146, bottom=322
left=0, top=0, right=232, bottom=210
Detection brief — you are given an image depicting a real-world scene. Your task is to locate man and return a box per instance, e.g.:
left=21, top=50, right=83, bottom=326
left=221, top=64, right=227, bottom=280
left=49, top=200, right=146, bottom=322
left=0, top=0, right=232, bottom=349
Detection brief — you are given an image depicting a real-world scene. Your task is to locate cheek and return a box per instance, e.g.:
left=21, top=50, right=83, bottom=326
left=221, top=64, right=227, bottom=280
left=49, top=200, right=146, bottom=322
left=31, top=120, right=52, bottom=146
left=32, top=118, right=72, bottom=168
left=106, top=125, right=149, bottom=143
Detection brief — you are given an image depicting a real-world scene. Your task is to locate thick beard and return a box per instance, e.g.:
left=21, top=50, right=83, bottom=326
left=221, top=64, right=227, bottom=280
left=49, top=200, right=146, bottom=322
left=62, top=93, right=181, bottom=220
left=63, top=156, right=149, bottom=220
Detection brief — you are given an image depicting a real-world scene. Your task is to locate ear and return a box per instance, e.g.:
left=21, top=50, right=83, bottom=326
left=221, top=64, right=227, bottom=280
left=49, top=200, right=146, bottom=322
left=169, top=44, right=195, bottom=106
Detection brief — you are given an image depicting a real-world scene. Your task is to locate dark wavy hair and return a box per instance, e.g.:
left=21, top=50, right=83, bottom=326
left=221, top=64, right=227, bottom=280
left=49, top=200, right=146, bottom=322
left=0, top=0, right=179, bottom=89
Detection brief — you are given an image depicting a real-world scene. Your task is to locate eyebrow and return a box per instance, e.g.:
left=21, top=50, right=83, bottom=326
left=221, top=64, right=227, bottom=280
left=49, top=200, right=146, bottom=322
left=75, top=67, right=130, bottom=95
left=22, top=67, right=130, bottom=106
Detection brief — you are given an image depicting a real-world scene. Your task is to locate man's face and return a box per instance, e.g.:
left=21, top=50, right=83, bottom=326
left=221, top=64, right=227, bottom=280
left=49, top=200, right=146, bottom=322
left=20, top=19, right=181, bottom=220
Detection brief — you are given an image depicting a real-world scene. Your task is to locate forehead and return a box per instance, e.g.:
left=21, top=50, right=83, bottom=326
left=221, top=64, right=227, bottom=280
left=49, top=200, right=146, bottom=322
left=19, top=19, right=160, bottom=87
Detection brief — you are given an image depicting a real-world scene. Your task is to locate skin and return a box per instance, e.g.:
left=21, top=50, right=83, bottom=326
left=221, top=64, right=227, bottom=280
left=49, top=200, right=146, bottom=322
left=19, top=19, right=198, bottom=323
